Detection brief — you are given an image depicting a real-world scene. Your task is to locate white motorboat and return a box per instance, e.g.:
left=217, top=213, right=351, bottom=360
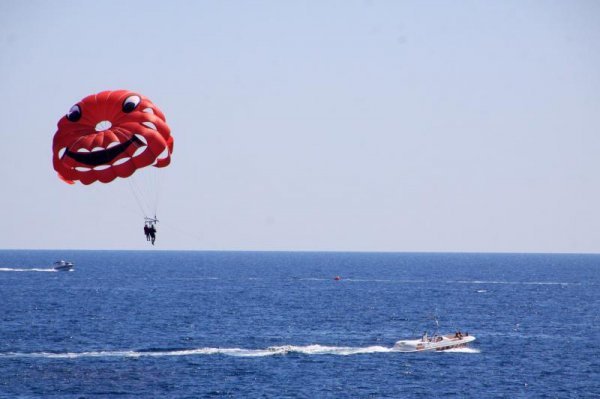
left=53, top=260, right=74, bottom=271
left=393, top=332, right=475, bottom=352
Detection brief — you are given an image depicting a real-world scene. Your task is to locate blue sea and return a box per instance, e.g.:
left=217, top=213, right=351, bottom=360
left=1, top=251, right=599, bottom=398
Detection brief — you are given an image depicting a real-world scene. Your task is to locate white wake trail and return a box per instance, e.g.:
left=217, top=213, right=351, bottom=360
left=0, top=268, right=56, bottom=272
left=442, top=347, right=481, bottom=354
left=0, top=343, right=481, bottom=359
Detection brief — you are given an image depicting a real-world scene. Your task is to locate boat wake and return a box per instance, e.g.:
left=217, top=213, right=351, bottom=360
left=0, top=268, right=57, bottom=272
left=442, top=347, right=480, bottom=354
left=0, top=343, right=479, bottom=359
left=450, top=280, right=577, bottom=286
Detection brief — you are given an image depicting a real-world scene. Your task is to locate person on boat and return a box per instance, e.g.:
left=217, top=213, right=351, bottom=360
left=144, top=224, right=150, bottom=241
left=149, top=224, right=156, bottom=245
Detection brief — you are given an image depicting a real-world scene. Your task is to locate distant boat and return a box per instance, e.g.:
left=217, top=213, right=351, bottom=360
left=53, top=260, right=74, bottom=271
left=393, top=332, right=475, bottom=352
left=334, top=276, right=342, bottom=281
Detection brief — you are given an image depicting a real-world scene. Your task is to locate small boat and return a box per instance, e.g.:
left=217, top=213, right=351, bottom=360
left=53, top=260, right=74, bottom=271
left=393, top=332, right=475, bottom=352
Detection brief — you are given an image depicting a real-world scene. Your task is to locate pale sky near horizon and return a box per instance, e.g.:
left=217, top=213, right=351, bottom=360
left=1, top=0, right=599, bottom=252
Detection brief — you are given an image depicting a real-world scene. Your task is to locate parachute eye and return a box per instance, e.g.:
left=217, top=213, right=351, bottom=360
left=122, top=95, right=141, bottom=113
left=66, top=105, right=81, bottom=122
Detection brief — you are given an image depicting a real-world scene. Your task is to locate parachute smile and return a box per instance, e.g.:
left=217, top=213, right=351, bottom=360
left=63, top=135, right=145, bottom=167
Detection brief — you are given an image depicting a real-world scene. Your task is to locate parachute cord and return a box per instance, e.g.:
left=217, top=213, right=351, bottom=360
left=152, top=168, right=161, bottom=220
left=135, top=174, right=155, bottom=216
left=127, top=179, right=149, bottom=218
left=117, top=201, right=146, bottom=220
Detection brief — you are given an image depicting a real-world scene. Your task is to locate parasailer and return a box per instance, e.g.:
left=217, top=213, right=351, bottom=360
left=52, top=90, right=174, bottom=244
left=144, top=217, right=158, bottom=245
left=149, top=224, right=156, bottom=245
left=144, top=224, right=151, bottom=241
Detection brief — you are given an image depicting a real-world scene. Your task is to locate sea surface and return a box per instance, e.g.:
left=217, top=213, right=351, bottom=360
left=0, top=250, right=599, bottom=398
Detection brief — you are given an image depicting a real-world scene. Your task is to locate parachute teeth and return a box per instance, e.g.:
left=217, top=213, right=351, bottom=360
left=91, top=147, right=104, bottom=152
left=94, top=165, right=111, bottom=171
left=157, top=147, right=170, bottom=160
left=133, top=146, right=146, bottom=158
left=107, top=141, right=120, bottom=149
left=77, top=148, right=90, bottom=153
left=113, top=157, right=131, bottom=166
left=75, top=166, right=91, bottom=172
left=142, top=107, right=154, bottom=114
left=58, top=147, right=67, bottom=158
left=142, top=121, right=158, bottom=131
left=134, top=134, right=148, bottom=145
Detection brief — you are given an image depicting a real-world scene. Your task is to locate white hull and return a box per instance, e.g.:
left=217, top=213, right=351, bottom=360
left=54, top=265, right=73, bottom=271
left=394, top=334, right=475, bottom=352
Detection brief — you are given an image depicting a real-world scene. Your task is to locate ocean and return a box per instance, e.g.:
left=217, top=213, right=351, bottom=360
left=0, top=250, right=598, bottom=398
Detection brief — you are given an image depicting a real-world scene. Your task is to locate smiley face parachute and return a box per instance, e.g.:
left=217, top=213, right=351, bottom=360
left=52, top=90, right=174, bottom=242
left=52, top=90, right=173, bottom=185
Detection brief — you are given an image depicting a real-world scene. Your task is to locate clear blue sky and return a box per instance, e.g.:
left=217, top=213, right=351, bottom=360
left=1, top=0, right=599, bottom=252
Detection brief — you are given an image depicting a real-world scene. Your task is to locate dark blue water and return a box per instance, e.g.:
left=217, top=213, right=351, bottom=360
left=1, top=251, right=599, bottom=398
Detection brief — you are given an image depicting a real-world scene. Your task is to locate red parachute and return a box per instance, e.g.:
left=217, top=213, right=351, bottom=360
left=52, top=90, right=173, bottom=185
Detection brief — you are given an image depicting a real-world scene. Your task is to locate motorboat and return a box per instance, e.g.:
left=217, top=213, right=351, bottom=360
left=53, top=260, right=74, bottom=271
left=393, top=332, right=475, bottom=352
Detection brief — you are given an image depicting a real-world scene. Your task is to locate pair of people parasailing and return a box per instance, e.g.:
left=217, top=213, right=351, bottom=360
left=144, top=222, right=157, bottom=245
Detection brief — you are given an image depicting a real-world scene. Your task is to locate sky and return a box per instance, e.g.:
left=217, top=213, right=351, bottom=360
left=0, top=0, right=599, bottom=252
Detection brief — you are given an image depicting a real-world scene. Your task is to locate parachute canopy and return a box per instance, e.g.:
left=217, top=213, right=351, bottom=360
left=52, top=90, right=173, bottom=185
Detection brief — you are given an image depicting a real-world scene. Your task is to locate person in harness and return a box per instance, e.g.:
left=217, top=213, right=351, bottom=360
left=144, top=217, right=158, bottom=245
left=149, top=224, right=156, bottom=245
